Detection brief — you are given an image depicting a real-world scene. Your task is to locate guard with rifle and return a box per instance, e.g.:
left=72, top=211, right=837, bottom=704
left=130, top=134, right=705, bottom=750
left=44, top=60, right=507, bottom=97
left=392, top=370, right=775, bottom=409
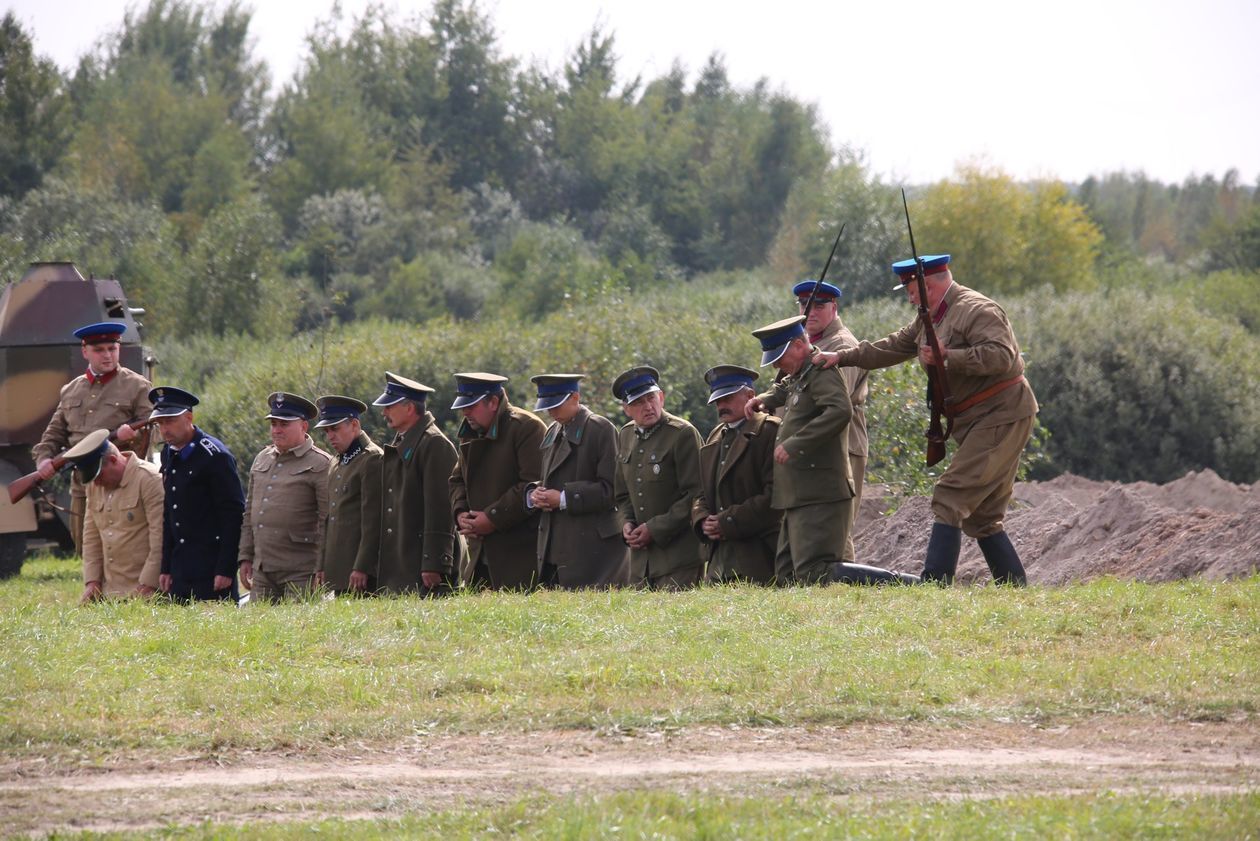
left=815, top=193, right=1038, bottom=585
left=31, top=322, right=154, bottom=555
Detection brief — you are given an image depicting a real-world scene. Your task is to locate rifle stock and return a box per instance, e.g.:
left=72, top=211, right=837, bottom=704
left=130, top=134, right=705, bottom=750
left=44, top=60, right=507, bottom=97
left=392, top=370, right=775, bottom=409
left=6, top=418, right=158, bottom=505
left=901, top=189, right=953, bottom=467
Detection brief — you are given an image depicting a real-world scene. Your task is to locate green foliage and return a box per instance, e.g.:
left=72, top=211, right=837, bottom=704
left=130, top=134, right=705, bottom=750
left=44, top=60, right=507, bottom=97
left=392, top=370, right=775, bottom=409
left=1203, top=202, right=1260, bottom=272
left=915, top=163, right=1103, bottom=295
left=0, top=13, right=70, bottom=198
left=1015, top=287, right=1260, bottom=482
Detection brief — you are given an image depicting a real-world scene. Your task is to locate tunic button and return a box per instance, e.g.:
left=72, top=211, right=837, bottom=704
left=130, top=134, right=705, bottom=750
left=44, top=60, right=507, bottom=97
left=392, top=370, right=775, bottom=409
left=386, top=528, right=393, bottom=534
left=173, top=504, right=178, bottom=509
left=179, top=538, right=185, bottom=544
left=387, top=508, right=393, bottom=513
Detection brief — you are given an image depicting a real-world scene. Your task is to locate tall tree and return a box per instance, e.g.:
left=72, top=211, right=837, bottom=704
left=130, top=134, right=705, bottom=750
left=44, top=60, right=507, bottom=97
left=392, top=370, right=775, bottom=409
left=0, top=13, right=70, bottom=198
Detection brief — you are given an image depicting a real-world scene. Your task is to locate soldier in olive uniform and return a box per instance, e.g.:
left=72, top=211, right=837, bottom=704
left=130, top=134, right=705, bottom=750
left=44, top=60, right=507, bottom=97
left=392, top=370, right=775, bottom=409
left=816, top=255, right=1037, bottom=585
left=745, top=316, right=853, bottom=585
left=526, top=374, right=629, bottom=589
left=612, top=366, right=704, bottom=590
left=314, top=396, right=382, bottom=595
left=691, top=365, right=781, bottom=585
left=32, top=322, right=153, bottom=554
left=62, top=429, right=163, bottom=603
left=373, top=373, right=459, bottom=596
left=794, top=279, right=870, bottom=563
left=150, top=387, right=244, bottom=603
left=450, top=373, right=547, bottom=590
left=237, top=392, right=333, bottom=602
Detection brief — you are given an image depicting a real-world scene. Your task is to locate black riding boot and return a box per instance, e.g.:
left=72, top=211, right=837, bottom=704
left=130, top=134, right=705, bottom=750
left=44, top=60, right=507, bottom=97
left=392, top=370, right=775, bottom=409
left=977, top=531, right=1028, bottom=586
left=922, top=523, right=962, bottom=585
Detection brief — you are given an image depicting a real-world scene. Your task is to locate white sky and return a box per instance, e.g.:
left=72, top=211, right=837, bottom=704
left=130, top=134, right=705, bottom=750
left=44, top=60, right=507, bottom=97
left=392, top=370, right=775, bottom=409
left=7, top=0, right=1259, bottom=186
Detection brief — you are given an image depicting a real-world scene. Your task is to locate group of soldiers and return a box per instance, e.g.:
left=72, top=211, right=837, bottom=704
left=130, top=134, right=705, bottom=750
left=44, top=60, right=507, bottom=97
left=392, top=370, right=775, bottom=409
left=36, top=254, right=1038, bottom=603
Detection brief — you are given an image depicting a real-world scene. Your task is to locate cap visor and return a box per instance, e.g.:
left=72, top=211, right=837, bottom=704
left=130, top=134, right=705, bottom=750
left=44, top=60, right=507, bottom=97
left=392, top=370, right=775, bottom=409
left=621, top=383, right=662, bottom=404
left=760, top=343, right=790, bottom=367
left=148, top=407, right=189, bottom=420
left=371, top=391, right=404, bottom=407
left=534, top=394, right=571, bottom=412
left=265, top=412, right=305, bottom=421
left=313, top=416, right=353, bottom=429
left=451, top=393, right=489, bottom=410
left=706, top=384, right=745, bottom=404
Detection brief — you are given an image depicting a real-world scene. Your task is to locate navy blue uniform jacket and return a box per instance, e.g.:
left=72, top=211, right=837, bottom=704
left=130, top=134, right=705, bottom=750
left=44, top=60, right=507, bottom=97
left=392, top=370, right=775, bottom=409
left=160, top=428, right=245, bottom=598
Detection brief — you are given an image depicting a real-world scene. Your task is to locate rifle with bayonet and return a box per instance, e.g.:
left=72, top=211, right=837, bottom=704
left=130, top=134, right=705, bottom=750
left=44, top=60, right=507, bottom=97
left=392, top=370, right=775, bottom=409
left=901, top=188, right=953, bottom=467
left=800, top=222, right=846, bottom=317
left=7, top=418, right=157, bottom=505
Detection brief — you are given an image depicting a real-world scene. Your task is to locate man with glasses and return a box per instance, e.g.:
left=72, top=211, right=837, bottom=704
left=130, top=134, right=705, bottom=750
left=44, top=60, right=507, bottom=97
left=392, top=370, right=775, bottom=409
left=32, top=322, right=153, bottom=554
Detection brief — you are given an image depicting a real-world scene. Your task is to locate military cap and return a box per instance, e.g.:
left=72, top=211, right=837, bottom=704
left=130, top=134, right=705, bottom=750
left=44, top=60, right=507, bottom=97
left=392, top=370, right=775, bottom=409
left=372, top=371, right=435, bottom=407
left=530, top=373, right=584, bottom=412
left=703, top=365, right=759, bottom=404
left=264, top=391, right=317, bottom=421
left=148, top=386, right=199, bottom=419
left=611, top=366, right=661, bottom=404
left=752, top=315, right=807, bottom=367
left=62, top=428, right=111, bottom=483
left=792, top=279, right=842, bottom=301
left=314, top=395, right=368, bottom=429
left=74, top=321, right=126, bottom=343
left=451, top=372, right=508, bottom=410
left=891, top=254, right=950, bottom=285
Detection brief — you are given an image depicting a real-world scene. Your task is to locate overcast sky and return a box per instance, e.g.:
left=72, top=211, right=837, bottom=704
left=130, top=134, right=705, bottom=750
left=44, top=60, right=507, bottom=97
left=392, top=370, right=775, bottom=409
left=7, top=0, right=1259, bottom=186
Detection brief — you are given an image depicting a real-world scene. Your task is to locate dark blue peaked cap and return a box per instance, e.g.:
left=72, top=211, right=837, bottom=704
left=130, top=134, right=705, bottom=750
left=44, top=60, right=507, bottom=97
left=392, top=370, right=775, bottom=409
left=148, top=386, right=199, bottom=419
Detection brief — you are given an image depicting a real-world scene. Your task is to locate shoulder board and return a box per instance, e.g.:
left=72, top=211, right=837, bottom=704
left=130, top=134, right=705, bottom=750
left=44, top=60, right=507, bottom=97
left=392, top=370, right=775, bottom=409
left=199, top=437, right=222, bottom=456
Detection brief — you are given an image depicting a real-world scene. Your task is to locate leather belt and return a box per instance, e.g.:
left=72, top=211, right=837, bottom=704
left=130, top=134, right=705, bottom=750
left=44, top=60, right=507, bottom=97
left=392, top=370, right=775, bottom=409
left=948, top=375, right=1025, bottom=417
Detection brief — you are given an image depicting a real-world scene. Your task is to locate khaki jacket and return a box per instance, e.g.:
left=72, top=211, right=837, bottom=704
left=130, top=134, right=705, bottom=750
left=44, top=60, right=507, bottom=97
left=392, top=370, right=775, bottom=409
left=759, top=362, right=853, bottom=510
left=813, top=317, right=869, bottom=458
left=33, top=366, right=153, bottom=464
left=378, top=413, right=458, bottom=593
left=533, top=406, right=628, bottom=588
left=238, top=435, right=333, bottom=574
left=82, top=454, right=164, bottom=594
left=835, top=282, right=1038, bottom=441
left=691, top=412, right=781, bottom=583
left=319, top=432, right=383, bottom=591
left=451, top=399, right=547, bottom=589
left=614, top=412, right=703, bottom=580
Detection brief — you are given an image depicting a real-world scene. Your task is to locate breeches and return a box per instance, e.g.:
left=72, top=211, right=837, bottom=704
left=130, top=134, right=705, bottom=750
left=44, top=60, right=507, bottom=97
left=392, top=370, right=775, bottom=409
left=775, top=498, right=852, bottom=585
left=932, top=415, right=1034, bottom=539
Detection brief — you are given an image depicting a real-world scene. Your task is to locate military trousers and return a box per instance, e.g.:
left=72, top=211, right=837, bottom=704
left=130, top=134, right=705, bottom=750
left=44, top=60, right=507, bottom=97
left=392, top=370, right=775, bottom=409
left=250, top=568, right=316, bottom=603
left=775, top=498, right=852, bottom=585
left=70, top=475, right=87, bottom=556
left=932, top=415, right=1035, bottom=539
left=636, top=564, right=702, bottom=591
left=843, top=454, right=867, bottom=563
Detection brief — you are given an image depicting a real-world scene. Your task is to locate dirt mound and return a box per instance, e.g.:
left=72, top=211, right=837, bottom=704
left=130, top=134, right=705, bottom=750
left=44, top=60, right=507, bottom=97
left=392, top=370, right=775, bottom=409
left=855, top=469, right=1259, bottom=584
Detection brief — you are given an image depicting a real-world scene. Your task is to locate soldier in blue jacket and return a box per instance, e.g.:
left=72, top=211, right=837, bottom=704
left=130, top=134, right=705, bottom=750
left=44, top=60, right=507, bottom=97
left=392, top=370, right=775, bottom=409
left=149, top=387, right=245, bottom=602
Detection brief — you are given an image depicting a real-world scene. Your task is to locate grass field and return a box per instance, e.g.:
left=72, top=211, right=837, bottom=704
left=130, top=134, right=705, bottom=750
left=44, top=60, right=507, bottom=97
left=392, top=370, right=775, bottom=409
left=2, top=555, right=1258, bottom=837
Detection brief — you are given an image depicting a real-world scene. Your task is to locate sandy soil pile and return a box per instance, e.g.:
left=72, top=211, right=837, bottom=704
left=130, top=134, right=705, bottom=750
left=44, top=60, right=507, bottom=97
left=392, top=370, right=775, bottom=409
left=854, top=469, right=1260, bottom=584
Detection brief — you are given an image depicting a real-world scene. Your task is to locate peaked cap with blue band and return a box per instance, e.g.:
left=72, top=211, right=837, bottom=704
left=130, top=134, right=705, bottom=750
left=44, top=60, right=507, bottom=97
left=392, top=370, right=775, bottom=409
left=703, top=365, right=759, bottom=403
left=451, top=372, right=508, bottom=410
left=891, top=254, right=950, bottom=285
left=529, top=373, right=584, bottom=412
left=611, top=366, right=661, bottom=404
left=314, top=395, right=368, bottom=429
left=372, top=371, right=434, bottom=407
left=61, top=428, right=112, bottom=483
left=265, top=391, right=317, bottom=422
left=751, top=315, right=807, bottom=367
left=74, top=321, right=127, bottom=342
left=148, top=386, right=199, bottom=419
left=791, top=279, right=842, bottom=300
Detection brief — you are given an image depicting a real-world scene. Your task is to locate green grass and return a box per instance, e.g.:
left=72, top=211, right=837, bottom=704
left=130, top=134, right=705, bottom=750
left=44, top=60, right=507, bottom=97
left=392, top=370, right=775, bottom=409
left=3, top=555, right=1259, bottom=760
left=41, top=791, right=1260, bottom=839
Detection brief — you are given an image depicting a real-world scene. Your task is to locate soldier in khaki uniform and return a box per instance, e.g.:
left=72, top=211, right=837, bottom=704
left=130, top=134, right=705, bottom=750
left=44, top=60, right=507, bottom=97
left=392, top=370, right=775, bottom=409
left=374, top=373, right=459, bottom=596
left=450, top=373, right=547, bottom=590
left=817, top=254, right=1037, bottom=585
left=612, top=366, right=704, bottom=590
left=313, top=396, right=382, bottom=595
left=526, top=374, right=629, bottom=589
left=62, top=429, right=163, bottom=603
left=691, top=366, right=781, bottom=584
left=237, top=392, right=333, bottom=602
left=32, top=322, right=152, bottom=554
left=793, top=279, right=869, bottom=562
left=746, top=316, right=853, bottom=585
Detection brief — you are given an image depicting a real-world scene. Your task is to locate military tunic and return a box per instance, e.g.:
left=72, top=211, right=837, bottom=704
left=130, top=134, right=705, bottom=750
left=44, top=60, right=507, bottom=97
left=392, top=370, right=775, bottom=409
left=238, top=435, right=332, bottom=600
left=834, top=282, right=1038, bottom=538
left=451, top=399, right=547, bottom=590
left=319, top=431, right=383, bottom=593
left=160, top=427, right=244, bottom=601
left=82, top=454, right=164, bottom=596
left=691, top=412, right=781, bottom=584
left=533, top=406, right=629, bottom=589
left=378, top=413, right=458, bottom=595
left=614, top=412, right=704, bottom=587
left=758, top=361, right=853, bottom=583
left=33, top=366, right=153, bottom=551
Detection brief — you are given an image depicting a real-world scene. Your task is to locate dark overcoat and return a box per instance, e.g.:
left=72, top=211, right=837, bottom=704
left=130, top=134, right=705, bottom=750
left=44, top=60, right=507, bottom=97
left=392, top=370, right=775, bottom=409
left=378, top=413, right=458, bottom=594
left=318, top=431, right=383, bottom=592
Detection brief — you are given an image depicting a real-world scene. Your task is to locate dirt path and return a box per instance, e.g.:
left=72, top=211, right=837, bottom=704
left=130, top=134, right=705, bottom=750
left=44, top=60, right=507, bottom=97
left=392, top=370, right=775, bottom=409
left=3, top=718, right=1258, bottom=835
